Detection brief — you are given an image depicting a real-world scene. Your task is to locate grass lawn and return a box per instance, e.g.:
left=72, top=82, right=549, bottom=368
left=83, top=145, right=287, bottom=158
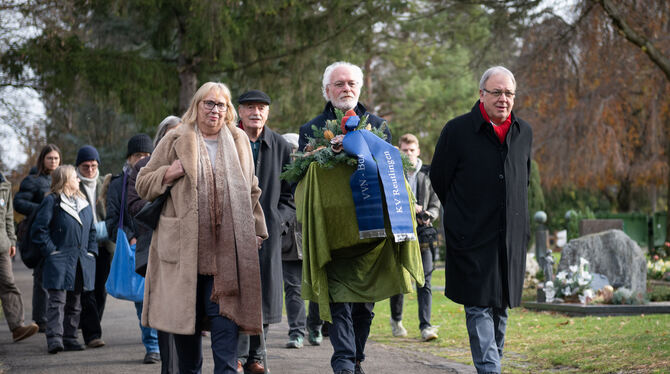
left=368, top=268, right=670, bottom=373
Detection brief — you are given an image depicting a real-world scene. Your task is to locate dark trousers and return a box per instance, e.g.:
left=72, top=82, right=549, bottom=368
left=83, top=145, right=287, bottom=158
left=389, top=248, right=434, bottom=329
left=80, top=248, right=110, bottom=343
left=237, top=325, right=268, bottom=365
left=174, top=275, right=239, bottom=374
left=329, top=302, right=374, bottom=373
left=282, top=260, right=306, bottom=338
left=32, top=261, right=48, bottom=326
left=158, top=330, right=179, bottom=374
left=307, top=301, right=322, bottom=331
left=46, top=263, right=83, bottom=346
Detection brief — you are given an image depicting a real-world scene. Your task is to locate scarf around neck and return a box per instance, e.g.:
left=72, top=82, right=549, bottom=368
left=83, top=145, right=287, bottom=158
left=194, top=125, right=263, bottom=334
left=59, top=192, right=89, bottom=225
left=479, top=101, right=512, bottom=144
left=77, top=168, right=99, bottom=222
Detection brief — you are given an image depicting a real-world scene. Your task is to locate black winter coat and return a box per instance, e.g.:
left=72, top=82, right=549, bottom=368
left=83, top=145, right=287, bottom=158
left=105, top=170, right=136, bottom=243
left=430, top=101, right=532, bottom=308
left=14, top=173, right=51, bottom=216
left=298, top=102, right=391, bottom=151
left=127, top=157, right=151, bottom=276
left=255, top=127, right=295, bottom=324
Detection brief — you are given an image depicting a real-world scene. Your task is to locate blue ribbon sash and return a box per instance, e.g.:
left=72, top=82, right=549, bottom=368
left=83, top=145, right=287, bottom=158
left=342, top=130, right=386, bottom=238
left=342, top=128, right=415, bottom=242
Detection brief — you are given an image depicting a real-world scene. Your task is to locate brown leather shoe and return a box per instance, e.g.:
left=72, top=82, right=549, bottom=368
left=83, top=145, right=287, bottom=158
left=237, top=360, right=244, bottom=373
left=12, top=323, right=39, bottom=342
left=246, top=361, right=268, bottom=374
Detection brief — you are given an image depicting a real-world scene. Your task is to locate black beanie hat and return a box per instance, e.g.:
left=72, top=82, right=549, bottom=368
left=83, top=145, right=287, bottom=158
left=76, top=145, right=101, bottom=166
left=127, top=134, right=153, bottom=157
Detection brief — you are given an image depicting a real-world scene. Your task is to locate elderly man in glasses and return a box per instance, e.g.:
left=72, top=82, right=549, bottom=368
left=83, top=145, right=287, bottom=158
left=430, top=66, right=532, bottom=374
left=297, top=61, right=394, bottom=374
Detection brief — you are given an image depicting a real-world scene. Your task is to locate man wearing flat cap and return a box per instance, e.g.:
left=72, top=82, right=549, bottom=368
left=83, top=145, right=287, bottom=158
left=236, top=89, right=296, bottom=374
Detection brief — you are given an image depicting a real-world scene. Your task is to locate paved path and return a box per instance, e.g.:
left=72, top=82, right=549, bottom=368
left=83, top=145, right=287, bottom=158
left=1, top=259, right=475, bottom=373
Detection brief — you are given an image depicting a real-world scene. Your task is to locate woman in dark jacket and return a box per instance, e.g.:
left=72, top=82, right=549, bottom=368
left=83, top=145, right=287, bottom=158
left=13, top=144, right=61, bottom=331
left=31, top=165, right=98, bottom=354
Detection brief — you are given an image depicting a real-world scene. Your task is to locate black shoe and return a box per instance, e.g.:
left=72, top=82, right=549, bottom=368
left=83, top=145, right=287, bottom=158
left=63, top=341, right=85, bottom=351
left=143, top=352, right=161, bottom=364
left=48, top=342, right=64, bottom=354
left=355, top=361, right=365, bottom=374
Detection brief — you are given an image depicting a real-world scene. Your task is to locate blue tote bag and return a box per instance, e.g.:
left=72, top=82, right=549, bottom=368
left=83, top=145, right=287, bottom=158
left=105, top=172, right=145, bottom=302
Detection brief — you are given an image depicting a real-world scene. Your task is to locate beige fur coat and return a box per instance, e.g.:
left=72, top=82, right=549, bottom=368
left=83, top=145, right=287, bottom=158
left=135, top=122, right=268, bottom=335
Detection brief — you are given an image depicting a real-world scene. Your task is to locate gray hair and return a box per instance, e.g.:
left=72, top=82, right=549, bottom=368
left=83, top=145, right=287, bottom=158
left=321, top=61, right=364, bottom=101
left=154, top=115, right=181, bottom=147
left=479, top=66, right=516, bottom=90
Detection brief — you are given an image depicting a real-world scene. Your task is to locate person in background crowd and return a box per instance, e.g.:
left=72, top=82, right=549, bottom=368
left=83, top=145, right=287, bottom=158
left=136, top=82, right=268, bottom=374
left=236, top=89, right=294, bottom=374
left=105, top=134, right=159, bottom=364
left=279, top=132, right=307, bottom=352
left=1, top=171, right=40, bottom=343
left=430, top=66, right=532, bottom=374
left=31, top=165, right=97, bottom=354
left=298, top=61, right=391, bottom=374
left=76, top=145, right=112, bottom=349
left=388, top=133, right=440, bottom=342
left=127, top=115, right=181, bottom=374
left=14, top=144, right=62, bottom=332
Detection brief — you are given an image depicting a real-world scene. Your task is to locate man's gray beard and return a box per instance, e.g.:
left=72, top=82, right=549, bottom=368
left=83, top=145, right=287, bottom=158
left=332, top=98, right=357, bottom=111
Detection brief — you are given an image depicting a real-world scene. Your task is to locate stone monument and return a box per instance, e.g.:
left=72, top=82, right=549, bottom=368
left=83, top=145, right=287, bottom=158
left=558, top=229, right=646, bottom=295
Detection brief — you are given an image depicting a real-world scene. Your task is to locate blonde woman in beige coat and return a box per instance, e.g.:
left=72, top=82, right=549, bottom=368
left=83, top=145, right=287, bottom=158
left=136, top=82, right=268, bottom=374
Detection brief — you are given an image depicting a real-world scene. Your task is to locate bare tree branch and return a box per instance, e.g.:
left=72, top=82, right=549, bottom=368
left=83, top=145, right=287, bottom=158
left=596, top=0, right=670, bottom=80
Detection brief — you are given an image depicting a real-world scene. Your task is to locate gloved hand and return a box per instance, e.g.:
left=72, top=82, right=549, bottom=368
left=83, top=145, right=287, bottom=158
left=94, top=221, right=108, bottom=242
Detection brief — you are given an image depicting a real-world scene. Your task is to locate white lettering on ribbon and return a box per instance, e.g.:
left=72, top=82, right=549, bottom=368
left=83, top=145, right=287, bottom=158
left=384, top=151, right=403, bottom=212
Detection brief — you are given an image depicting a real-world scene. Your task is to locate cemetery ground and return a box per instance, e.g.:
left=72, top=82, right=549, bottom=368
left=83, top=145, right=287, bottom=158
left=369, top=268, right=670, bottom=373
left=2, top=265, right=670, bottom=373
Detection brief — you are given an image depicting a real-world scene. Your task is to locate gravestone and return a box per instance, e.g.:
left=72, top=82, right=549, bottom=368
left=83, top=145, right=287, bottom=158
left=579, top=219, right=623, bottom=237
left=558, top=229, right=646, bottom=295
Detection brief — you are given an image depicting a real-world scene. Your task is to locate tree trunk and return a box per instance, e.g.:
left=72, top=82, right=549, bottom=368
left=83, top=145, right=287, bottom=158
left=178, top=63, right=197, bottom=115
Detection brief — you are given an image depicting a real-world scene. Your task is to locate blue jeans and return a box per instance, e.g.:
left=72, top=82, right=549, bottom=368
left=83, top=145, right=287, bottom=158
left=329, top=302, right=374, bottom=373
left=464, top=306, right=508, bottom=374
left=173, top=275, right=240, bottom=374
left=389, top=248, right=433, bottom=329
left=134, top=301, right=159, bottom=353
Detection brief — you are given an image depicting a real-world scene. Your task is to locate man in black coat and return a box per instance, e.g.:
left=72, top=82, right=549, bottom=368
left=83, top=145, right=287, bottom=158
left=236, top=89, right=295, bottom=374
left=430, top=66, right=532, bottom=374
left=298, top=61, right=391, bottom=374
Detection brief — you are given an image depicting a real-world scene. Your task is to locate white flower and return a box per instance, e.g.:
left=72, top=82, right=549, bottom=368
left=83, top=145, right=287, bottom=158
left=563, top=286, right=572, bottom=296
left=580, top=257, right=590, bottom=267
left=556, top=271, right=568, bottom=281
left=569, top=265, right=579, bottom=273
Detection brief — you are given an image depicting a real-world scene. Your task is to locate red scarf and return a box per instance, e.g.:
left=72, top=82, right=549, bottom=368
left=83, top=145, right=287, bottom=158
left=479, top=101, right=511, bottom=144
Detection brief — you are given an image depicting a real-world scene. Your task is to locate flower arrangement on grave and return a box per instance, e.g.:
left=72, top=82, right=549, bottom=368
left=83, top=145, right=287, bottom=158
left=544, top=257, right=594, bottom=304
left=647, top=255, right=670, bottom=281
left=280, top=109, right=412, bottom=184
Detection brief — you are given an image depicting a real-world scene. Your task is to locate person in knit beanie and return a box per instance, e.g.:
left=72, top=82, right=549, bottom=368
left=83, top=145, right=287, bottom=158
left=75, top=144, right=112, bottom=349
left=105, top=133, right=159, bottom=364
